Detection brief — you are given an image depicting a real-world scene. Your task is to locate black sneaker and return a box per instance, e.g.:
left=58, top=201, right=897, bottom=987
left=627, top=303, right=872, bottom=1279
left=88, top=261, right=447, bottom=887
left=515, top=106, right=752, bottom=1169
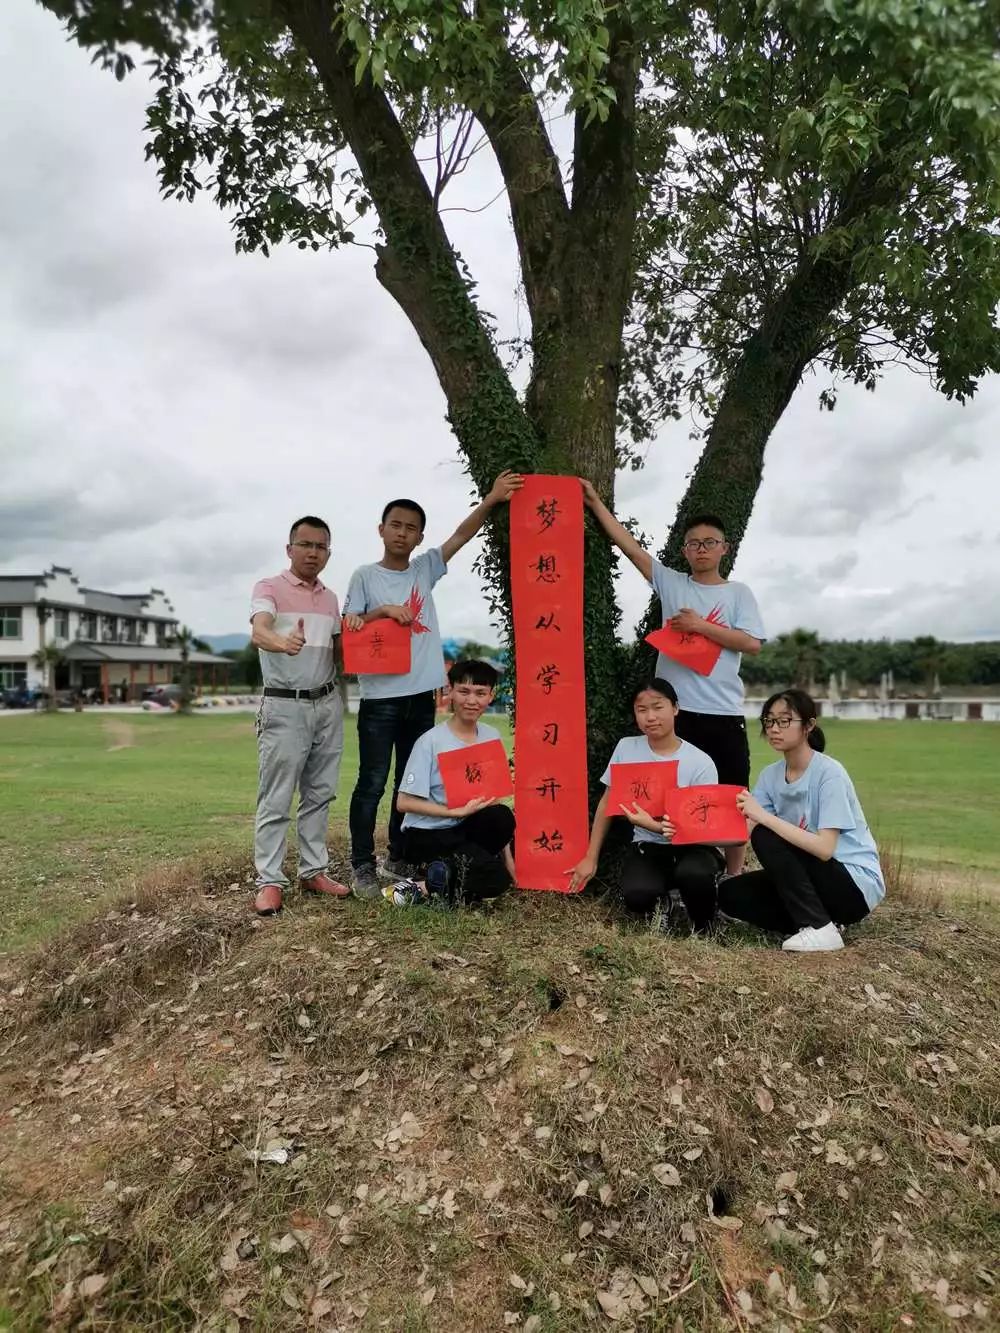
left=381, top=856, right=415, bottom=880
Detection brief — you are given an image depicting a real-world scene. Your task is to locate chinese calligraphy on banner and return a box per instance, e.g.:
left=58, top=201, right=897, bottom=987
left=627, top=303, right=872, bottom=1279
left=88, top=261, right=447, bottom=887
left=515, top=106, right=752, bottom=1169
left=510, top=476, right=589, bottom=891
left=437, top=739, right=514, bottom=807
left=341, top=618, right=411, bottom=676
left=665, top=784, right=747, bottom=845
left=607, top=761, right=678, bottom=818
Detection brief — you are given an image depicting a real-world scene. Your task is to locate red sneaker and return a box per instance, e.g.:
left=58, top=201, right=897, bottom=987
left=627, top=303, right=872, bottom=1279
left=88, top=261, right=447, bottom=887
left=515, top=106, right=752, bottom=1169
left=300, top=872, right=350, bottom=899
left=254, top=883, right=283, bottom=916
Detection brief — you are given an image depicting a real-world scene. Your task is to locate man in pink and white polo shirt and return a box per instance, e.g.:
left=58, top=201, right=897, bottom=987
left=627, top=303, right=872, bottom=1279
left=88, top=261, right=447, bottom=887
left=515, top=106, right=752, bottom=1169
left=249, top=515, right=354, bottom=915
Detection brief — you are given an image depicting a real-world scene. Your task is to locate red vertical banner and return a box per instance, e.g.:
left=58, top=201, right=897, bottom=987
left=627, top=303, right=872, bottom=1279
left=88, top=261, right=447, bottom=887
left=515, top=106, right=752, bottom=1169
left=510, top=475, right=589, bottom=891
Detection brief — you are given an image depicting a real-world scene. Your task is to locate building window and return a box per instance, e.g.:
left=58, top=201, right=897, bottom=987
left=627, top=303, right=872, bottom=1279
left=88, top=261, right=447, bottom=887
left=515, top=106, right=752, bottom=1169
left=0, top=607, right=22, bottom=639
left=54, top=610, right=70, bottom=639
left=102, top=616, right=117, bottom=642
left=0, top=662, right=27, bottom=689
left=79, top=613, right=97, bottom=639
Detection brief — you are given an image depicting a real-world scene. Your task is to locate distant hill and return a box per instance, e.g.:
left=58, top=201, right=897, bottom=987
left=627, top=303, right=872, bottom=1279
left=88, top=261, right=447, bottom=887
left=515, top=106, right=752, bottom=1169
left=202, top=633, right=250, bottom=653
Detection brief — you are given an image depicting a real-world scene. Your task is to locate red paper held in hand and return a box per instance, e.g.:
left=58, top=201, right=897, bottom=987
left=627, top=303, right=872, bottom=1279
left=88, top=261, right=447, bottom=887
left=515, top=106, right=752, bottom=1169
left=665, top=784, right=747, bottom=846
left=607, top=761, right=677, bottom=817
left=645, top=607, right=725, bottom=677
left=437, top=740, right=514, bottom=808
left=341, top=618, right=411, bottom=676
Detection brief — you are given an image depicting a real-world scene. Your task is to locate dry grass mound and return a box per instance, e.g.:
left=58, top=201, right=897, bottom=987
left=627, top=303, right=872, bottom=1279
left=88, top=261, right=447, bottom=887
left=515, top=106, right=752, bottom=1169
left=0, top=878, right=998, bottom=1332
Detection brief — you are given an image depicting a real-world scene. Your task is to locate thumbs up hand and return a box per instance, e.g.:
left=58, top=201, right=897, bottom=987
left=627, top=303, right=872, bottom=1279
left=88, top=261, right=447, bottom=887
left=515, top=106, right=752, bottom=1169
left=285, top=617, right=307, bottom=655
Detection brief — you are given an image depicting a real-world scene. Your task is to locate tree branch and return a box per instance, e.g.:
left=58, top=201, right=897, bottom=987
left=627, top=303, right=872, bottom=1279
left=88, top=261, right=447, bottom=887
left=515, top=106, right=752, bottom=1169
left=281, top=0, right=539, bottom=483
left=475, top=42, right=571, bottom=336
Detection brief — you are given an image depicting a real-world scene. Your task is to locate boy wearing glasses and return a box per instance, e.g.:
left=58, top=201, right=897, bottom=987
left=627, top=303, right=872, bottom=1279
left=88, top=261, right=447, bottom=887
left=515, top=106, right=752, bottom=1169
left=248, top=516, right=350, bottom=915
left=581, top=484, right=764, bottom=874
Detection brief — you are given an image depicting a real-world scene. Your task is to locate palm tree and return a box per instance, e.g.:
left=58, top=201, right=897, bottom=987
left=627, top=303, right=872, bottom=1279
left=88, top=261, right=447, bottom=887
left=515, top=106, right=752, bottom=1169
left=169, top=625, right=196, bottom=713
left=31, top=643, right=65, bottom=713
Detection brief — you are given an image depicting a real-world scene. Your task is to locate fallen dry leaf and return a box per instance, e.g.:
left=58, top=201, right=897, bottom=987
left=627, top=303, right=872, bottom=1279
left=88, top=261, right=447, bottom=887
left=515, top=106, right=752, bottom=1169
left=652, top=1163, right=681, bottom=1187
left=755, top=1087, right=775, bottom=1115
left=596, top=1289, right=628, bottom=1320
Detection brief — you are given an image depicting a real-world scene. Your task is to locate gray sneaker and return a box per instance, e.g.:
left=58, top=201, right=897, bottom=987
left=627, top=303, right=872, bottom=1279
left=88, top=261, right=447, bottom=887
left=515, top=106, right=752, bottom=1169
left=351, top=864, right=382, bottom=899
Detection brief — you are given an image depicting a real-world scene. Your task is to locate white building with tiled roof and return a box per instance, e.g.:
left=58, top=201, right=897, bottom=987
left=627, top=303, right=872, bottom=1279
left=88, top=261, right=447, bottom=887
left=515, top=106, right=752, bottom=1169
left=0, top=566, right=230, bottom=700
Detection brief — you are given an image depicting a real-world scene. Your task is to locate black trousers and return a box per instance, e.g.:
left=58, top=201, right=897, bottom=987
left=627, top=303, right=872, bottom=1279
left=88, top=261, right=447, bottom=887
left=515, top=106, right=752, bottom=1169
left=621, top=842, right=722, bottom=931
left=674, top=710, right=751, bottom=787
left=349, top=691, right=437, bottom=867
left=718, top=824, right=870, bottom=932
left=404, top=804, right=515, bottom=902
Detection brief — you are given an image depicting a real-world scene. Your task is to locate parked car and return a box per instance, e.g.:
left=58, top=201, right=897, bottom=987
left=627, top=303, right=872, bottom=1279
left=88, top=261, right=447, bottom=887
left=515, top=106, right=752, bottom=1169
left=140, top=683, right=185, bottom=705
left=1, top=685, right=41, bottom=709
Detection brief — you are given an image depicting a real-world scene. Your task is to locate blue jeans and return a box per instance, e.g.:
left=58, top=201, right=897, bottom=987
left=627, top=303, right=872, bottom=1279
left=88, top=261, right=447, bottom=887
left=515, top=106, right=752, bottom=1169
left=349, top=691, right=437, bottom=868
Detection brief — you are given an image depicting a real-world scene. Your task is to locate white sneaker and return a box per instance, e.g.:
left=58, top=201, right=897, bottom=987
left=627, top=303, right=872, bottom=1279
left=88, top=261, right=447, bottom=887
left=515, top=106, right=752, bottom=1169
left=781, top=923, right=844, bottom=953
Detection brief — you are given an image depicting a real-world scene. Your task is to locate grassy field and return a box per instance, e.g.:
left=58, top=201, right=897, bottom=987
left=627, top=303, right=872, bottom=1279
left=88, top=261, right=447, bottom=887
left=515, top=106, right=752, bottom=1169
left=0, top=711, right=997, bottom=952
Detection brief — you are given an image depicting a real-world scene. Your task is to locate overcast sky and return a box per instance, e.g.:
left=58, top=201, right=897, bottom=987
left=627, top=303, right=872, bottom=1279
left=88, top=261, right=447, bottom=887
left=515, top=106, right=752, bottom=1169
left=2, top=4, right=998, bottom=647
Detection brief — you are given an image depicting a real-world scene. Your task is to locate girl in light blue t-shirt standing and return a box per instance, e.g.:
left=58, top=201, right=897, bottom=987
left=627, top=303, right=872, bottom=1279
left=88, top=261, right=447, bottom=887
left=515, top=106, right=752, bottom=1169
left=720, top=689, right=885, bottom=953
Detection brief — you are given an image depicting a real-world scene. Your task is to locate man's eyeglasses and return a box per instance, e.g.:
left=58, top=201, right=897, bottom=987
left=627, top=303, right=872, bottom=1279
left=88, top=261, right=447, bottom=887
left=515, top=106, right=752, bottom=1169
left=682, top=537, right=724, bottom=552
left=291, top=541, right=330, bottom=553
left=762, top=715, right=797, bottom=731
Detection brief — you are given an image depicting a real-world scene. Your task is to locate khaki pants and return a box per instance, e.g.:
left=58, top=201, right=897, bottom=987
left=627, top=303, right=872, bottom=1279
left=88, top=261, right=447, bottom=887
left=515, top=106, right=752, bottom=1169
left=254, top=691, right=344, bottom=887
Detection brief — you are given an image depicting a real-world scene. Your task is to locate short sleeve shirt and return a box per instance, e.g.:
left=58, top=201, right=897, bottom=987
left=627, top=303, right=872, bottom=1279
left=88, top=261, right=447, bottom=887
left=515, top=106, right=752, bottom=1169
left=752, top=752, right=885, bottom=909
left=648, top=560, right=765, bottom=716
left=250, top=570, right=341, bottom=690
left=344, top=549, right=447, bottom=699
left=400, top=720, right=505, bottom=830
left=600, top=735, right=718, bottom=845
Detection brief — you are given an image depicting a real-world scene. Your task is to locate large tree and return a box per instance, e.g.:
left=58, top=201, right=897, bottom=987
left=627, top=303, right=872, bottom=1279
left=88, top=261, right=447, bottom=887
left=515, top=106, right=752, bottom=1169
left=35, top=0, right=1000, bottom=768
left=624, top=0, right=1000, bottom=579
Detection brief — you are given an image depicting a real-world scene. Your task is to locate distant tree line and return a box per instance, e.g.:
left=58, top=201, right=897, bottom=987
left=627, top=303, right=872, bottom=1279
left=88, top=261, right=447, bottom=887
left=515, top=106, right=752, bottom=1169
left=221, top=638, right=501, bottom=689
left=741, top=631, right=1000, bottom=691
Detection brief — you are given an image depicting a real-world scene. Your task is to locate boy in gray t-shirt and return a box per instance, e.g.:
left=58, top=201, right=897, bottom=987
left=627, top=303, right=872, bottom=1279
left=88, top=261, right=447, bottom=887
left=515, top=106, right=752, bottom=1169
left=343, top=472, right=522, bottom=897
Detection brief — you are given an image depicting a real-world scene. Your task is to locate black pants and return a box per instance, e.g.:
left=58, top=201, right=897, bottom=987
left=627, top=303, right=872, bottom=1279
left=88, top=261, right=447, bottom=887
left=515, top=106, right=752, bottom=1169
left=674, top=711, right=751, bottom=787
left=404, top=804, right=515, bottom=903
left=349, top=691, right=437, bottom=867
left=621, top=842, right=722, bottom=931
left=718, top=825, right=870, bottom=932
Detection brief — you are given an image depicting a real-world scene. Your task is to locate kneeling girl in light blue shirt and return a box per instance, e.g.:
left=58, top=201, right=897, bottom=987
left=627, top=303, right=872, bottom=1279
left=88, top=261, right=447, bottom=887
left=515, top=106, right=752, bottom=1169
left=720, top=688, right=885, bottom=954
left=566, top=678, right=723, bottom=933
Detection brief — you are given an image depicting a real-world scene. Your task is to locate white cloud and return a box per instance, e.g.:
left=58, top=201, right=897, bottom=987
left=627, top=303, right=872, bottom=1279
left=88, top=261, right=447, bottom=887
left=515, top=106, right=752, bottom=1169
left=2, top=4, right=998, bottom=649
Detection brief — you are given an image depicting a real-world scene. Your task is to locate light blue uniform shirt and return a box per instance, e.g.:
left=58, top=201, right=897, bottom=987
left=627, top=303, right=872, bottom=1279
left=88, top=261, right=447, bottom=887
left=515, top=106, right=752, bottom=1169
left=344, top=548, right=447, bottom=700
left=600, top=735, right=717, bottom=845
left=401, top=720, right=504, bottom=830
left=752, top=751, right=885, bottom=909
left=648, top=560, right=765, bottom=716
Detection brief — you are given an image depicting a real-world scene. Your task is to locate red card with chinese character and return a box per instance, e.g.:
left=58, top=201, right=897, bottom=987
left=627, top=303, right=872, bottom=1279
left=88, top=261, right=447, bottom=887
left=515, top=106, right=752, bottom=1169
left=665, top=784, right=747, bottom=845
left=607, top=761, right=677, bottom=818
left=341, top=618, right=411, bottom=675
left=645, top=624, right=723, bottom=676
left=437, top=739, right=514, bottom=807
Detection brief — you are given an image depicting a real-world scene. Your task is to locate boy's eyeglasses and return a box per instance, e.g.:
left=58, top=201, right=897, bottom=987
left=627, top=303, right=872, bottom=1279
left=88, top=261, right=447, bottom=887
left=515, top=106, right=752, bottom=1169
left=291, top=541, right=330, bottom=553
left=762, top=716, right=797, bottom=731
left=682, top=538, right=724, bottom=551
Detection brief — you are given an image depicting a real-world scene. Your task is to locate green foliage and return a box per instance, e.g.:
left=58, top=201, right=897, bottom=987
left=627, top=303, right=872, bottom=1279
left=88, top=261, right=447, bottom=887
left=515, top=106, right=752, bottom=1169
left=741, top=631, right=1000, bottom=689
left=621, top=0, right=1000, bottom=454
